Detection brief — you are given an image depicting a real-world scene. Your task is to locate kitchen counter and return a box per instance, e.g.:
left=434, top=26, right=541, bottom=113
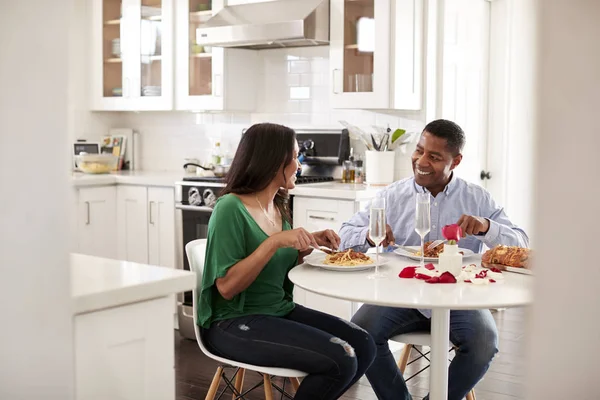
left=289, top=182, right=384, bottom=201
left=72, top=171, right=185, bottom=188
left=71, top=253, right=196, bottom=315
left=72, top=253, right=196, bottom=399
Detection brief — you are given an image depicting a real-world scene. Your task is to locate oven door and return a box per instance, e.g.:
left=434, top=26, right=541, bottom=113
left=175, top=204, right=213, bottom=339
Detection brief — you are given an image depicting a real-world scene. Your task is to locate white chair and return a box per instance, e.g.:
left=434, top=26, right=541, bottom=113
left=391, top=332, right=476, bottom=400
left=186, top=239, right=308, bottom=400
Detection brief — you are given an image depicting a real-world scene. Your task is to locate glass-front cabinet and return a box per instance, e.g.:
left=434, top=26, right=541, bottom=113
left=92, top=0, right=173, bottom=110
left=330, top=0, right=423, bottom=110
left=175, top=0, right=259, bottom=111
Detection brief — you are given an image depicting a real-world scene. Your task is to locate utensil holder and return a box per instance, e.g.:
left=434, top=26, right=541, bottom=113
left=365, top=150, right=395, bottom=185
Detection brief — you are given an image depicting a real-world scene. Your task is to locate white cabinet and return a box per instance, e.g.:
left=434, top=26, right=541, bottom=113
left=292, top=196, right=368, bottom=321
left=117, top=186, right=149, bottom=263
left=77, top=186, right=117, bottom=259
left=174, top=0, right=259, bottom=111
left=117, top=185, right=176, bottom=268
left=74, top=296, right=175, bottom=400
left=91, top=0, right=174, bottom=111
left=329, top=0, right=423, bottom=110
left=148, top=187, right=176, bottom=269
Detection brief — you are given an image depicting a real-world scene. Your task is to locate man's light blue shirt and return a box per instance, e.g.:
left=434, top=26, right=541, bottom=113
left=340, top=175, right=529, bottom=253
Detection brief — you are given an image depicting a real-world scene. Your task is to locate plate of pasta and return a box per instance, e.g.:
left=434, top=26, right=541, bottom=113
left=303, top=249, right=389, bottom=271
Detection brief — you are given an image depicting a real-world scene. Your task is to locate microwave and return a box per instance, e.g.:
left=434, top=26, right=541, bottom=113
left=73, top=141, right=100, bottom=171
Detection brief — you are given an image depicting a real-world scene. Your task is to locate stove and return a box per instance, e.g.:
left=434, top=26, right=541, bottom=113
left=182, top=176, right=225, bottom=183
left=182, top=175, right=335, bottom=184
left=296, top=175, right=335, bottom=184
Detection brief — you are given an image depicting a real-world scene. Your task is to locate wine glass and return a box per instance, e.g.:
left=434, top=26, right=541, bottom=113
left=415, top=193, right=431, bottom=268
left=368, top=197, right=387, bottom=279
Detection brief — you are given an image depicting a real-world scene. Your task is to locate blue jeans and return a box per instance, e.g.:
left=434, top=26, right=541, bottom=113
left=203, top=304, right=376, bottom=400
left=351, top=306, right=498, bottom=400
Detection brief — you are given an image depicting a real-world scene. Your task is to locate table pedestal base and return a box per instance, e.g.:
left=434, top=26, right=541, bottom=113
left=430, top=308, right=450, bottom=400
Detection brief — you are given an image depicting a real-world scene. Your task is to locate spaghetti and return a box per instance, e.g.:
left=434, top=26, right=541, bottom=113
left=323, top=249, right=373, bottom=266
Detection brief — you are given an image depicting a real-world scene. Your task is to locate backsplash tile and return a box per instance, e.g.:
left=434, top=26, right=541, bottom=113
left=81, top=46, right=424, bottom=172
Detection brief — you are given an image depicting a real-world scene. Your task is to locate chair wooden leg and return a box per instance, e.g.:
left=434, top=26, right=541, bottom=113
left=232, top=368, right=245, bottom=400
left=466, top=389, right=476, bottom=400
left=263, top=374, right=274, bottom=400
left=205, top=366, right=223, bottom=400
left=397, top=344, right=413, bottom=374
left=290, top=377, right=301, bottom=391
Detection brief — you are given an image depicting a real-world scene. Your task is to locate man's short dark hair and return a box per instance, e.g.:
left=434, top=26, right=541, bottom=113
left=422, top=119, right=465, bottom=156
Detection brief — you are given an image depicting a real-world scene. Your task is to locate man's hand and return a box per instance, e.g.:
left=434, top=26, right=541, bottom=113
left=367, top=224, right=395, bottom=247
left=312, top=229, right=341, bottom=250
left=457, top=215, right=490, bottom=236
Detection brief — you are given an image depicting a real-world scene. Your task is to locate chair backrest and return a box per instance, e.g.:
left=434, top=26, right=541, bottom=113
left=185, top=239, right=210, bottom=353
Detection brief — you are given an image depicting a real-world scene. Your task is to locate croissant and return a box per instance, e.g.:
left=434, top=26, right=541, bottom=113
left=482, top=245, right=531, bottom=268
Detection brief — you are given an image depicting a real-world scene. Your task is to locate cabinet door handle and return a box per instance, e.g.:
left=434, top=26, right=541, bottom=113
left=149, top=201, right=155, bottom=225
left=332, top=69, right=340, bottom=94
left=308, top=215, right=335, bottom=221
left=85, top=201, right=90, bottom=225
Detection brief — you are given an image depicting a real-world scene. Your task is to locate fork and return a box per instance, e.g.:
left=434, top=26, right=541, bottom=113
left=312, top=245, right=336, bottom=254
left=426, top=239, right=445, bottom=251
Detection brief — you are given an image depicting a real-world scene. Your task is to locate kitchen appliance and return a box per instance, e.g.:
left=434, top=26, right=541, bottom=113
left=175, top=128, right=347, bottom=340
left=73, top=141, right=100, bottom=171
left=182, top=162, right=229, bottom=178
left=195, top=0, right=329, bottom=50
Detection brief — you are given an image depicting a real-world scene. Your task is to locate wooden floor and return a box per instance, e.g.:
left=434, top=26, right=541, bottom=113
left=176, top=308, right=527, bottom=400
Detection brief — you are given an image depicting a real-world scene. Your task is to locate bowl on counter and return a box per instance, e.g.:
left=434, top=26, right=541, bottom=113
left=75, top=154, right=119, bottom=174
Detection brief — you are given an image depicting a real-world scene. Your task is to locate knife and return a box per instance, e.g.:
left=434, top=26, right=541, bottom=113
left=395, top=245, right=420, bottom=255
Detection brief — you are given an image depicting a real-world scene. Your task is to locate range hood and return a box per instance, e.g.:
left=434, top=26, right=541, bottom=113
left=195, top=0, right=329, bottom=50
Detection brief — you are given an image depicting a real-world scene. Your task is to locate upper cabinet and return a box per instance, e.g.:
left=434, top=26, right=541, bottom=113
left=174, top=0, right=259, bottom=111
left=91, top=0, right=174, bottom=111
left=329, top=0, right=423, bottom=110
left=91, top=0, right=258, bottom=111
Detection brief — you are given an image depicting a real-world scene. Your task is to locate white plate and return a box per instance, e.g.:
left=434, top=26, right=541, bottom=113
left=303, top=253, right=389, bottom=272
left=393, top=245, right=476, bottom=262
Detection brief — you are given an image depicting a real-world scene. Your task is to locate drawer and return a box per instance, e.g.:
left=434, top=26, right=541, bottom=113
left=293, top=197, right=356, bottom=232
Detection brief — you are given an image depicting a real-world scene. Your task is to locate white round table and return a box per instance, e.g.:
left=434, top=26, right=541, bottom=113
left=288, top=253, right=533, bottom=400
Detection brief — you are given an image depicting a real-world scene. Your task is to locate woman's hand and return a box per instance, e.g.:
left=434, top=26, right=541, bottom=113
left=312, top=229, right=341, bottom=250
left=298, top=247, right=314, bottom=264
left=271, top=228, right=319, bottom=251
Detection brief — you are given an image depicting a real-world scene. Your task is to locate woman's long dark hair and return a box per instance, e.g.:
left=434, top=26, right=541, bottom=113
left=221, top=123, right=296, bottom=225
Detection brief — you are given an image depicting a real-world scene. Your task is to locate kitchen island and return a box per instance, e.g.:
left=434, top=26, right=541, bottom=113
left=71, top=253, right=196, bottom=400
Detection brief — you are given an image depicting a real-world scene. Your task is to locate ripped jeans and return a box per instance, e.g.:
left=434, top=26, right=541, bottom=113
left=202, top=304, right=376, bottom=400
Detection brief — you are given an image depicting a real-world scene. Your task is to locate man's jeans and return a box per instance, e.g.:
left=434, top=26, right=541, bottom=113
left=351, top=305, right=498, bottom=400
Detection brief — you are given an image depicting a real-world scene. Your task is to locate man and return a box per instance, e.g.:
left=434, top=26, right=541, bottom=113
left=339, top=119, right=528, bottom=400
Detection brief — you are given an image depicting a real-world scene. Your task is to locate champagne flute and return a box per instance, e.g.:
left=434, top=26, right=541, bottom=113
left=368, top=197, right=387, bottom=279
left=415, top=193, right=431, bottom=268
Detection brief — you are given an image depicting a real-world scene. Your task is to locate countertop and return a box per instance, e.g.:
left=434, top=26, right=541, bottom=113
left=289, top=182, right=384, bottom=201
left=71, top=253, right=196, bottom=315
left=72, top=171, right=387, bottom=201
left=71, top=171, right=185, bottom=187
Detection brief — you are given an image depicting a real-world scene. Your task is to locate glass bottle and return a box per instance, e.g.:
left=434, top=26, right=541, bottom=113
left=342, top=148, right=356, bottom=183
left=355, top=159, right=364, bottom=184
left=211, top=141, right=222, bottom=165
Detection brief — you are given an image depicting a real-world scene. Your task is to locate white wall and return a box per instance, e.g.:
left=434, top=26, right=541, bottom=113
left=526, top=1, right=600, bottom=398
left=487, top=0, right=537, bottom=235
left=0, top=0, right=74, bottom=399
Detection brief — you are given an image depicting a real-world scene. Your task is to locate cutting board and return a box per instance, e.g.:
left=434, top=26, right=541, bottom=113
left=482, top=261, right=534, bottom=276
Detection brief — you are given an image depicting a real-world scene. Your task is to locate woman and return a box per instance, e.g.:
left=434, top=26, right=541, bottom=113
left=199, top=123, right=376, bottom=400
